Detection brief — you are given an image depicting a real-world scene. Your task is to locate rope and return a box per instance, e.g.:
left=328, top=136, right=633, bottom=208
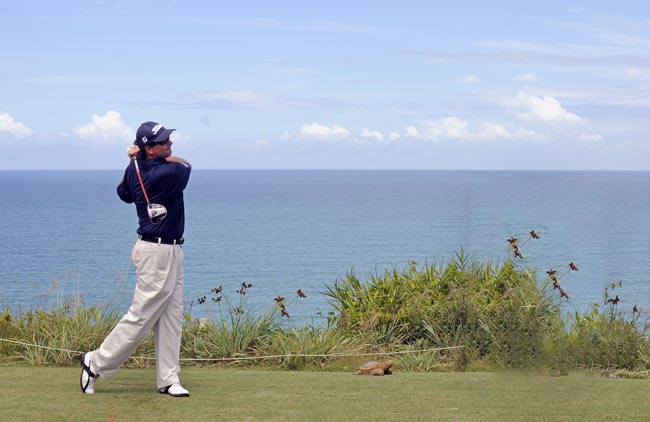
left=176, top=345, right=466, bottom=362
left=0, top=337, right=464, bottom=362
left=0, top=338, right=80, bottom=354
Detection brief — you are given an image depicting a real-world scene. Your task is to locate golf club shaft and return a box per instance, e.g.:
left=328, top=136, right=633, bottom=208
left=133, top=158, right=151, bottom=204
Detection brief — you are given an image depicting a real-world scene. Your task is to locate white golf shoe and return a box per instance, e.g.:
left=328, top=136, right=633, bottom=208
left=80, top=352, right=99, bottom=394
left=159, top=382, right=190, bottom=397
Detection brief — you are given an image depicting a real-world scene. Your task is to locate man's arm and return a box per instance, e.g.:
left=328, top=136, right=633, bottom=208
left=166, top=156, right=192, bottom=168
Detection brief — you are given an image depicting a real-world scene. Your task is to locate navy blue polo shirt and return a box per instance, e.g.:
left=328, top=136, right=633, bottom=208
left=117, top=158, right=191, bottom=239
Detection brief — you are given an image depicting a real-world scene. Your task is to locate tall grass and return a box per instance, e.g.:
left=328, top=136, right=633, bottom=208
left=324, top=233, right=650, bottom=372
left=182, top=282, right=279, bottom=365
left=2, top=234, right=649, bottom=374
left=562, top=282, right=650, bottom=370
left=263, top=326, right=364, bottom=370
left=325, top=251, right=563, bottom=368
left=1, top=305, right=121, bottom=365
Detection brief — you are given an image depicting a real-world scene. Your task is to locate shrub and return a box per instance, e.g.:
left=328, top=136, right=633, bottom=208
left=563, top=282, right=650, bottom=371
left=2, top=240, right=650, bottom=373
left=183, top=283, right=278, bottom=365
left=1, top=305, right=121, bottom=365
left=326, top=252, right=565, bottom=368
left=263, top=326, right=363, bottom=370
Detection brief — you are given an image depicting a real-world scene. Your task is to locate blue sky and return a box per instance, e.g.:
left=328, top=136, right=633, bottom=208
left=1, top=0, right=649, bottom=169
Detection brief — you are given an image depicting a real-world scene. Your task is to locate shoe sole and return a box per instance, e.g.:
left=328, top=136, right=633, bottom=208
left=159, top=391, right=190, bottom=397
left=158, top=386, right=190, bottom=397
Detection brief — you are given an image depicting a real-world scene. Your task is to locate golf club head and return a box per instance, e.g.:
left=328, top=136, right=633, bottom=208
left=147, top=203, right=167, bottom=224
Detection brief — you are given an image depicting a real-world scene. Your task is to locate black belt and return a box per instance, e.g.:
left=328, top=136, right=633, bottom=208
left=139, top=236, right=184, bottom=245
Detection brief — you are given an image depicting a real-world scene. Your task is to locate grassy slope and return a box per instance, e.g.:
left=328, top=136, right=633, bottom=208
left=2, top=367, right=648, bottom=421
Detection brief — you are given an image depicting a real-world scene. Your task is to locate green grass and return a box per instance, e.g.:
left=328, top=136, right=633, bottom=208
left=2, top=367, right=648, bottom=421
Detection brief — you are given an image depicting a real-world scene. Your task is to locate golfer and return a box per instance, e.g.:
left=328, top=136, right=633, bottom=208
left=80, top=121, right=192, bottom=397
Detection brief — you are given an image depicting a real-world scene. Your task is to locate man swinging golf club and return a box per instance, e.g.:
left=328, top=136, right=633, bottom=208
left=80, top=121, right=192, bottom=397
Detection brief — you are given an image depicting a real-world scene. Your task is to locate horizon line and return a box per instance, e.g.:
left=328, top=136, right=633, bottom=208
left=1, top=168, right=649, bottom=172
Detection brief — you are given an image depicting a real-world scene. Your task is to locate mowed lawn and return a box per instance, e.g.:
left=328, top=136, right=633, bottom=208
left=2, top=366, right=648, bottom=421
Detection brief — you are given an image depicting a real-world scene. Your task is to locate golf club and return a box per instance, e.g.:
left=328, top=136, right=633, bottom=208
left=133, top=157, right=167, bottom=224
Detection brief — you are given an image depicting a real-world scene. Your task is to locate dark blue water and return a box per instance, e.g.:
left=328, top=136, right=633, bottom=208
left=2, top=170, right=650, bottom=324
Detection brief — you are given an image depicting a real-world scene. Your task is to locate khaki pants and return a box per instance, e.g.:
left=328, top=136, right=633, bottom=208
left=92, top=240, right=185, bottom=389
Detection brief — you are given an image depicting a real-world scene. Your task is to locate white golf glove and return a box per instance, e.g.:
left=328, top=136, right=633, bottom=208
left=126, top=145, right=140, bottom=158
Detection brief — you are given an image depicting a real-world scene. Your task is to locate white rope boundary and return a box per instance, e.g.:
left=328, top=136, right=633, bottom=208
left=0, top=337, right=464, bottom=362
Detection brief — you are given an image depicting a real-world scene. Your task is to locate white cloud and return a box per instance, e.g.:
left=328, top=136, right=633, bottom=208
left=405, top=118, right=540, bottom=144
left=180, top=17, right=367, bottom=33
left=293, top=91, right=593, bottom=149
left=0, top=112, right=33, bottom=138
left=460, top=75, right=480, bottom=84
left=514, top=73, right=538, bottom=82
left=579, top=133, right=603, bottom=142
left=360, top=128, right=385, bottom=143
left=525, top=86, right=650, bottom=108
left=477, top=122, right=513, bottom=140
left=279, top=130, right=291, bottom=140
left=255, top=138, right=271, bottom=147
left=405, top=126, right=420, bottom=138
left=603, top=67, right=650, bottom=81
left=475, top=124, right=539, bottom=141
left=181, top=90, right=351, bottom=110
left=187, top=90, right=275, bottom=108
left=478, top=40, right=567, bottom=56
left=513, top=128, right=538, bottom=140
left=512, top=91, right=588, bottom=125
left=169, top=130, right=187, bottom=143
left=418, top=117, right=470, bottom=141
left=74, top=111, right=133, bottom=143
left=476, top=37, right=649, bottom=68
left=299, top=123, right=351, bottom=140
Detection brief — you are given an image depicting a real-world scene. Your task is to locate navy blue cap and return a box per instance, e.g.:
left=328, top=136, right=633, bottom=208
left=135, top=121, right=175, bottom=148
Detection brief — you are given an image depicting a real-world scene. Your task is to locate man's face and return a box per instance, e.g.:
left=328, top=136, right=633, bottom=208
left=146, top=139, right=173, bottom=159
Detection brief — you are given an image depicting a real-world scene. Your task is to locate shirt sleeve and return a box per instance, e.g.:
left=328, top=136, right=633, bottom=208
left=175, top=162, right=191, bottom=191
left=117, top=166, right=134, bottom=203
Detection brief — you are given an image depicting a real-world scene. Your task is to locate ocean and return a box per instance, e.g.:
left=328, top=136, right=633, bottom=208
left=2, top=170, right=650, bottom=324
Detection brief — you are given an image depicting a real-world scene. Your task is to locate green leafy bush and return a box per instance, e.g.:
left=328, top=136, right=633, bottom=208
left=562, top=282, right=650, bottom=370
left=326, top=252, right=564, bottom=368
left=2, top=243, right=649, bottom=373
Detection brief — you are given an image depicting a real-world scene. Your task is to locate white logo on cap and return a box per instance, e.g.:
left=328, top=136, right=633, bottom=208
left=152, top=124, right=163, bottom=135
left=142, top=136, right=148, bottom=143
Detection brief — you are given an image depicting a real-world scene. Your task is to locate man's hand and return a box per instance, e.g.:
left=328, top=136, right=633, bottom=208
left=126, top=145, right=140, bottom=159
